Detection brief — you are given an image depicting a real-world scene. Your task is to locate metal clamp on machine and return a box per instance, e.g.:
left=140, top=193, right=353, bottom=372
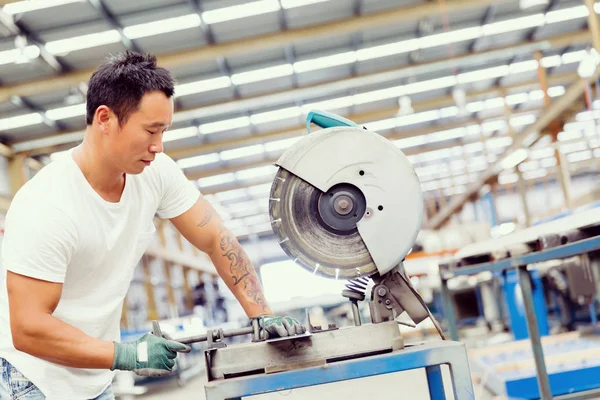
left=153, top=110, right=475, bottom=399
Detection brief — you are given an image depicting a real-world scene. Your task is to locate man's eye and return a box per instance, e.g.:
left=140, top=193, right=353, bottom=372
left=147, top=130, right=156, bottom=134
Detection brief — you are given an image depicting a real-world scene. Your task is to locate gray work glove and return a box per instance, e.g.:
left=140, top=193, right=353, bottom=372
left=259, top=315, right=306, bottom=338
left=111, top=333, right=191, bottom=377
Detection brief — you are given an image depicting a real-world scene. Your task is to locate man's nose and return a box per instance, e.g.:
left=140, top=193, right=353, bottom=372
left=149, top=137, right=163, bottom=153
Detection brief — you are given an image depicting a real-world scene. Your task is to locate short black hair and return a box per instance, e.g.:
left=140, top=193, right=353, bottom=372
left=86, top=51, right=175, bottom=126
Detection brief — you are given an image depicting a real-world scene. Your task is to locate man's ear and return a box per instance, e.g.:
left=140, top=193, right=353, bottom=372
left=95, top=105, right=112, bottom=133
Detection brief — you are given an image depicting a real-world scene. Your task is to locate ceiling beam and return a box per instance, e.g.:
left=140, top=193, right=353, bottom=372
left=9, top=28, right=589, bottom=154
left=426, top=74, right=589, bottom=229
left=0, top=0, right=537, bottom=103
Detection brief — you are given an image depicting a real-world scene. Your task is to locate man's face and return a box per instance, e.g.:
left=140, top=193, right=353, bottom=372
left=106, top=90, right=173, bottom=174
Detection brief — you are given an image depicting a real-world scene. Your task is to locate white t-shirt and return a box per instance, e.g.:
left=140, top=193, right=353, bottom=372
left=0, top=148, right=200, bottom=400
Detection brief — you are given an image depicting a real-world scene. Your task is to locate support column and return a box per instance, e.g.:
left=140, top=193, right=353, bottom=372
left=142, top=256, right=159, bottom=322
left=535, top=51, right=573, bottom=209
left=157, top=222, right=178, bottom=318
left=585, top=0, right=600, bottom=51
left=182, top=266, right=196, bottom=312
left=8, top=153, right=27, bottom=195
left=516, top=170, right=532, bottom=227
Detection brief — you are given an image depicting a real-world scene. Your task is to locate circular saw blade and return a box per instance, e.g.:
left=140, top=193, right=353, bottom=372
left=269, top=167, right=377, bottom=280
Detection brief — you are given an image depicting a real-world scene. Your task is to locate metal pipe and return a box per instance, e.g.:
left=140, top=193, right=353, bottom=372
left=351, top=301, right=362, bottom=326
left=177, top=326, right=255, bottom=345
left=516, top=265, right=552, bottom=400
left=440, top=276, right=459, bottom=341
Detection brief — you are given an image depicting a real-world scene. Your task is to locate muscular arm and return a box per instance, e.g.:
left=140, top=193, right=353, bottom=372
left=7, top=271, right=115, bottom=369
left=170, top=197, right=273, bottom=318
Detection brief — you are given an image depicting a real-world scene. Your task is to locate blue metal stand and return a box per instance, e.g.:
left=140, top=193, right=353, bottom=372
left=440, top=235, right=600, bottom=400
left=204, top=341, right=474, bottom=399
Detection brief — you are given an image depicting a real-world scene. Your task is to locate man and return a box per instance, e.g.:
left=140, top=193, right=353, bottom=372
left=0, top=51, right=304, bottom=400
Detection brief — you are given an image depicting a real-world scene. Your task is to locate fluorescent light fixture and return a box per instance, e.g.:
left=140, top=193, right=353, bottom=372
left=247, top=183, right=273, bottom=196
left=545, top=5, right=588, bottom=24
left=244, top=214, right=270, bottom=226
left=548, top=86, right=566, bottom=97
left=464, top=142, right=484, bottom=153
left=426, top=127, right=465, bottom=143
left=498, top=172, right=519, bottom=185
left=0, top=46, right=40, bottom=66
left=215, top=188, right=250, bottom=201
left=177, top=153, right=220, bottom=169
left=457, top=65, right=509, bottom=84
left=567, top=149, right=592, bottom=163
left=197, top=173, right=236, bottom=187
left=2, top=0, right=83, bottom=14
left=518, top=160, right=539, bottom=172
left=250, top=107, right=301, bottom=125
left=482, top=120, right=506, bottom=133
left=419, top=27, right=482, bottom=49
left=540, top=157, right=557, bottom=168
left=466, top=124, right=482, bottom=136
left=45, top=103, right=86, bottom=120
left=281, top=0, right=329, bottom=9
left=560, top=141, right=588, bottom=153
left=530, top=147, right=555, bottom=159
left=202, top=0, right=280, bottom=24
left=356, top=39, right=419, bottom=61
left=484, top=97, right=506, bottom=109
left=236, top=165, right=276, bottom=180
left=501, top=148, right=528, bottom=169
left=510, top=114, right=537, bottom=127
left=365, top=118, right=397, bottom=132
left=264, top=136, right=302, bottom=152
left=562, top=50, right=587, bottom=64
left=540, top=55, right=562, bottom=68
left=466, top=101, right=484, bottom=113
left=304, top=96, right=355, bottom=110
left=523, top=168, right=547, bottom=180
left=509, top=60, right=539, bottom=74
left=395, top=136, right=426, bottom=149
left=163, top=127, right=199, bottom=143
left=0, top=113, right=44, bottom=130
left=397, top=110, right=441, bottom=127
left=123, top=14, right=201, bottom=39
left=232, top=64, right=294, bottom=85
left=220, top=144, right=265, bottom=161
left=505, top=93, right=530, bottom=106
left=175, top=76, right=231, bottom=97
left=199, top=116, right=250, bottom=135
left=487, top=136, right=513, bottom=149
left=294, top=51, right=357, bottom=74
left=482, top=14, right=545, bottom=36
left=45, top=30, right=121, bottom=55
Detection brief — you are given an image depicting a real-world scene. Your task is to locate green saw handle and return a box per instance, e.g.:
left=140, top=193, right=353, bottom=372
left=306, top=110, right=359, bottom=133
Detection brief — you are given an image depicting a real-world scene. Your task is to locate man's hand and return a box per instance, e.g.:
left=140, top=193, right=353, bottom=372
left=259, top=316, right=306, bottom=338
left=111, top=333, right=190, bottom=377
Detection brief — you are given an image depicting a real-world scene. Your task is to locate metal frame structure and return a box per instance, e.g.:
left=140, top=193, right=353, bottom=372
left=203, top=340, right=474, bottom=400
left=439, top=235, right=600, bottom=400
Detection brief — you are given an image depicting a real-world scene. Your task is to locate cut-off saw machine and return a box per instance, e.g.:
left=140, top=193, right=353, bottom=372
left=152, top=111, right=474, bottom=399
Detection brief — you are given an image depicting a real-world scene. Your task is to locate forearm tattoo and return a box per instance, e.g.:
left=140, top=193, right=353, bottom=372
left=197, top=208, right=213, bottom=228
left=218, top=224, right=268, bottom=312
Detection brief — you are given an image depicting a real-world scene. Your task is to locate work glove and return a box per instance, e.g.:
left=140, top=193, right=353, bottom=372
left=111, top=333, right=191, bottom=377
left=259, top=315, right=306, bottom=338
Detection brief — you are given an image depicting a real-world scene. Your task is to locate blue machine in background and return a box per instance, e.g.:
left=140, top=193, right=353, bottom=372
left=502, top=269, right=550, bottom=340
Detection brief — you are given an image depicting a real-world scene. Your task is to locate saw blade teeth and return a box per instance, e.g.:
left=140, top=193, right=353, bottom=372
left=270, top=218, right=281, bottom=225
left=313, top=263, right=320, bottom=275
left=269, top=198, right=280, bottom=202
left=279, top=237, right=290, bottom=244
left=335, top=268, right=339, bottom=280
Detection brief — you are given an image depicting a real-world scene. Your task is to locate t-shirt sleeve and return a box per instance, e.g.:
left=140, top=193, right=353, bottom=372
left=1, top=194, right=78, bottom=283
left=155, top=152, right=201, bottom=219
